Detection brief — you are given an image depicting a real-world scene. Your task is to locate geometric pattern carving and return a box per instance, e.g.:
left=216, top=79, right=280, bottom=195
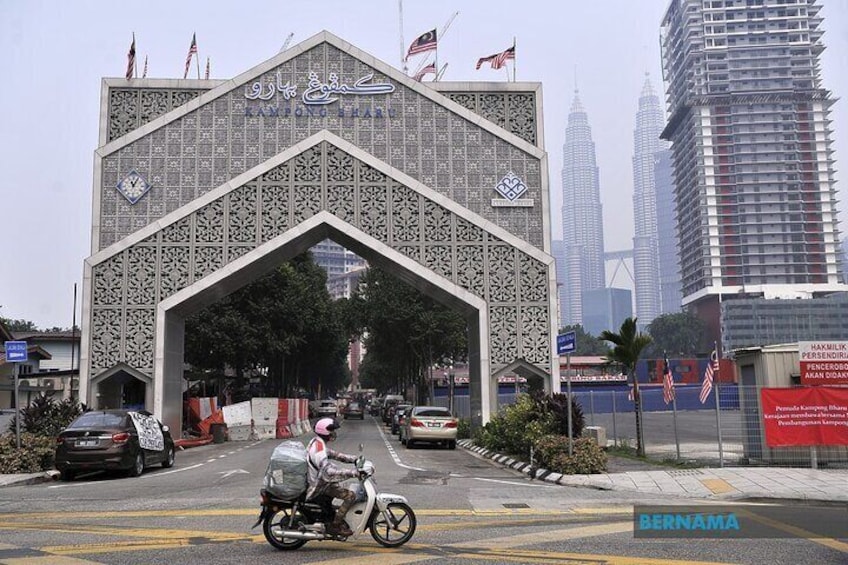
left=443, top=91, right=537, bottom=146
left=100, top=44, right=543, bottom=252
left=108, top=88, right=205, bottom=141
left=89, top=141, right=550, bottom=377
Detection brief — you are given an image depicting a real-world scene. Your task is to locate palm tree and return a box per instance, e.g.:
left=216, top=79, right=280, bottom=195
left=600, top=317, right=652, bottom=457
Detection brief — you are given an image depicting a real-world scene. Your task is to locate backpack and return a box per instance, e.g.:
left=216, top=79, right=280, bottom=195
left=262, top=440, right=308, bottom=500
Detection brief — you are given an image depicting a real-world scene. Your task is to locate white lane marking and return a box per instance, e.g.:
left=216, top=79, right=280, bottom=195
left=218, top=454, right=227, bottom=458
left=206, top=459, right=217, bottom=463
left=139, top=463, right=204, bottom=478
left=471, top=477, right=557, bottom=488
left=374, top=420, right=425, bottom=471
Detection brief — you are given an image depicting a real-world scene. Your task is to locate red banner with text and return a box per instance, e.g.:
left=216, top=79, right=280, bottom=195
left=761, top=387, right=848, bottom=447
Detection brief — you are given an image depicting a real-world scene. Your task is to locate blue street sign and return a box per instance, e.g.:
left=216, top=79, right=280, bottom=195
left=557, top=331, right=576, bottom=355
left=4, top=341, right=28, bottom=363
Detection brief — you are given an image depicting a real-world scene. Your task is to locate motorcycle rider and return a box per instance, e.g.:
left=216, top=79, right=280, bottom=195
left=306, top=417, right=359, bottom=537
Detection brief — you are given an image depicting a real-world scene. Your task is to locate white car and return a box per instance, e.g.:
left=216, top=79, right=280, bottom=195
left=315, top=400, right=339, bottom=418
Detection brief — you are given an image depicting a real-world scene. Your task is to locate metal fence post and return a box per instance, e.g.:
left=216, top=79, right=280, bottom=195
left=589, top=390, right=595, bottom=426
left=714, top=381, right=724, bottom=468
left=611, top=390, right=617, bottom=447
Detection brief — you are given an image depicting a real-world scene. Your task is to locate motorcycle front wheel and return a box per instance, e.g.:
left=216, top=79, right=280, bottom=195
left=263, top=507, right=308, bottom=550
left=368, top=502, right=416, bottom=547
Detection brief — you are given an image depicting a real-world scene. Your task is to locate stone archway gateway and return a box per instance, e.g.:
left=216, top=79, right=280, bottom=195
left=81, top=31, right=557, bottom=434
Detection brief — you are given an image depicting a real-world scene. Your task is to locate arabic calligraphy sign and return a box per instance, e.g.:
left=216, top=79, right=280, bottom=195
left=245, top=71, right=395, bottom=105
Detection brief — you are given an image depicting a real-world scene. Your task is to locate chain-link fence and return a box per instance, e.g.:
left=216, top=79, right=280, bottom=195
left=434, top=384, right=848, bottom=469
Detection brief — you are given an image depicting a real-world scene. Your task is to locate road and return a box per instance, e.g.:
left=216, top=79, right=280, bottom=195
left=0, top=416, right=845, bottom=564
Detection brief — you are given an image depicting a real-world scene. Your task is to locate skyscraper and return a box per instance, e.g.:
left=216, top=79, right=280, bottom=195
left=561, top=90, right=605, bottom=327
left=631, top=75, right=669, bottom=328
left=660, top=0, right=845, bottom=343
left=654, top=149, right=682, bottom=314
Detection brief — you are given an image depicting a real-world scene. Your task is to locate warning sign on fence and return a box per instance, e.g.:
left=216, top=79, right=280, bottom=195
left=798, top=341, right=848, bottom=385
left=760, top=387, right=848, bottom=447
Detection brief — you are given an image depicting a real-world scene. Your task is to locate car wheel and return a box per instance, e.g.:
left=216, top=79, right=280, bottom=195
left=448, top=440, right=456, bottom=450
left=128, top=451, right=145, bottom=477
left=59, top=469, right=75, bottom=482
left=162, top=445, right=175, bottom=468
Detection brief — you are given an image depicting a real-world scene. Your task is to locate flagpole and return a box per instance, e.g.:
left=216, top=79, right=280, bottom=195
left=713, top=341, right=724, bottom=467
left=512, top=37, right=516, bottom=82
left=434, top=25, right=439, bottom=85
left=398, top=0, right=407, bottom=74
left=196, top=43, right=201, bottom=79
left=134, top=33, right=138, bottom=79
left=668, top=353, right=680, bottom=461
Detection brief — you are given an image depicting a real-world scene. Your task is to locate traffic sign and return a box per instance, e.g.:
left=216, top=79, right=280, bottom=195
left=4, top=341, right=28, bottom=363
left=557, top=331, right=576, bottom=355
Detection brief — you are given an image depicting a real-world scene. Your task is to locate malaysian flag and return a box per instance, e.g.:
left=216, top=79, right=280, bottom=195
left=700, top=348, right=719, bottom=404
left=126, top=34, right=136, bottom=80
left=205, top=57, right=210, bottom=80
left=476, top=45, right=515, bottom=70
left=662, top=355, right=675, bottom=405
left=413, top=62, right=437, bottom=82
left=142, top=55, right=148, bottom=79
left=184, top=33, right=197, bottom=79
left=406, top=29, right=437, bottom=59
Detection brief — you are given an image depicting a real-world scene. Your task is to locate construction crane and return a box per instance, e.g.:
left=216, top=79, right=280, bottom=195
left=279, top=33, right=294, bottom=53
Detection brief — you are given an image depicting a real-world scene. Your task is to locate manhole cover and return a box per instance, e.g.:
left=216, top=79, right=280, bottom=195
left=398, top=470, right=451, bottom=485
left=502, top=503, right=530, bottom=509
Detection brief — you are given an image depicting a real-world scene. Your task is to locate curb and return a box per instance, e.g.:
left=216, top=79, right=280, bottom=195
left=456, top=440, right=847, bottom=503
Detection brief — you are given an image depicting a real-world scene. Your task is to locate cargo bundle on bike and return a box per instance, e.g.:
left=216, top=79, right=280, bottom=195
left=262, top=440, right=308, bottom=501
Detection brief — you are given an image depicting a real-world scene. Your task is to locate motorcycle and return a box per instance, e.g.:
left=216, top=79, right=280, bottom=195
left=253, top=446, right=416, bottom=550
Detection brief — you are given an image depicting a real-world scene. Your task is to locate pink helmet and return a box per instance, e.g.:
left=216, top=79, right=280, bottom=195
left=314, top=417, right=338, bottom=438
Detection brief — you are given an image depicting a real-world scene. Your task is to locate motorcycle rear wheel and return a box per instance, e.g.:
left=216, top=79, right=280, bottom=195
left=368, top=502, right=416, bottom=547
left=263, top=508, right=308, bottom=550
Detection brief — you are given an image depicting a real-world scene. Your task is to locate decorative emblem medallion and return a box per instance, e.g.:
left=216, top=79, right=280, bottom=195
left=492, top=172, right=533, bottom=207
left=116, top=170, right=152, bottom=205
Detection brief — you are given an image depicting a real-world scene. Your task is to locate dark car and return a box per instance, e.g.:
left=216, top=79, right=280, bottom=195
left=343, top=401, right=365, bottom=420
left=54, top=410, right=175, bottom=481
left=391, top=404, right=413, bottom=435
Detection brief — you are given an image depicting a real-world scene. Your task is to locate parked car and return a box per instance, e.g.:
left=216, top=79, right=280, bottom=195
left=315, top=400, right=339, bottom=418
left=54, top=410, right=175, bottom=481
left=381, top=395, right=405, bottom=424
left=343, top=401, right=365, bottom=420
left=368, top=398, right=382, bottom=416
left=402, top=406, right=458, bottom=449
left=391, top=404, right=413, bottom=434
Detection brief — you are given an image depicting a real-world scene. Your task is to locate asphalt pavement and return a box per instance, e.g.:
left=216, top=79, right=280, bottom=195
left=3, top=439, right=846, bottom=505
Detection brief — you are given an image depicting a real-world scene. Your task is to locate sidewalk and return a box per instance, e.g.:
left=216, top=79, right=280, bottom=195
left=459, top=440, right=848, bottom=504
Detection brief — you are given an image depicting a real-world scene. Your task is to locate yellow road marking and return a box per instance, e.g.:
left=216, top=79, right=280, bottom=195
left=700, top=479, right=738, bottom=495
left=0, top=558, right=105, bottom=565
left=736, top=508, right=848, bottom=554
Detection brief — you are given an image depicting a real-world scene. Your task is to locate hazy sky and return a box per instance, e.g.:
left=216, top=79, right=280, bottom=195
left=0, top=0, right=845, bottom=329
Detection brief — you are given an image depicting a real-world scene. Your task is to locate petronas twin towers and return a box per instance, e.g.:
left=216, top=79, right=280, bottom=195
left=557, top=78, right=678, bottom=331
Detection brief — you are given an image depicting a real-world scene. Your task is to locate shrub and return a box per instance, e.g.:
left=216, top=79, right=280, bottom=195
left=547, top=438, right=607, bottom=474
left=531, top=391, right=585, bottom=439
left=9, top=393, right=85, bottom=437
left=0, top=433, right=56, bottom=474
left=456, top=418, right=471, bottom=440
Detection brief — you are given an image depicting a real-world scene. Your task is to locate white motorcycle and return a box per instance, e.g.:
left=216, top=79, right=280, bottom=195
left=254, top=447, right=416, bottom=550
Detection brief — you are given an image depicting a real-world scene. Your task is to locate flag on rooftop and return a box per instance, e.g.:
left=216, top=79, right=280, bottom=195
left=184, top=33, right=197, bottom=79
left=476, top=44, right=515, bottom=70
left=406, top=29, right=437, bottom=59
left=142, top=55, right=148, bottom=78
left=662, top=354, right=675, bottom=405
left=700, top=347, right=719, bottom=404
left=125, top=34, right=136, bottom=80
left=413, top=62, right=437, bottom=82
left=205, top=56, right=210, bottom=80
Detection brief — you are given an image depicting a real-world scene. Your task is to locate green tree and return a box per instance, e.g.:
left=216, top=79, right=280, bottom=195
left=351, top=267, right=467, bottom=400
left=600, top=317, right=652, bottom=457
left=557, top=324, right=610, bottom=355
left=1, top=318, right=38, bottom=332
left=185, top=253, right=349, bottom=400
left=645, top=312, right=706, bottom=358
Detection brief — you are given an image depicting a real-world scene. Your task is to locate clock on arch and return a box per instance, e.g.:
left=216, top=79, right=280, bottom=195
left=116, top=170, right=152, bottom=205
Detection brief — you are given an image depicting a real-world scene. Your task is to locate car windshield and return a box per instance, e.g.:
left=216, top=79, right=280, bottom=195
left=68, top=412, right=127, bottom=428
left=348, top=403, right=361, bottom=409
left=414, top=408, right=452, bottom=417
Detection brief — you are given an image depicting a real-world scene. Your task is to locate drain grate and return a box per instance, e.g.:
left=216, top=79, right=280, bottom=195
left=502, top=503, right=530, bottom=509
left=668, top=469, right=705, bottom=476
